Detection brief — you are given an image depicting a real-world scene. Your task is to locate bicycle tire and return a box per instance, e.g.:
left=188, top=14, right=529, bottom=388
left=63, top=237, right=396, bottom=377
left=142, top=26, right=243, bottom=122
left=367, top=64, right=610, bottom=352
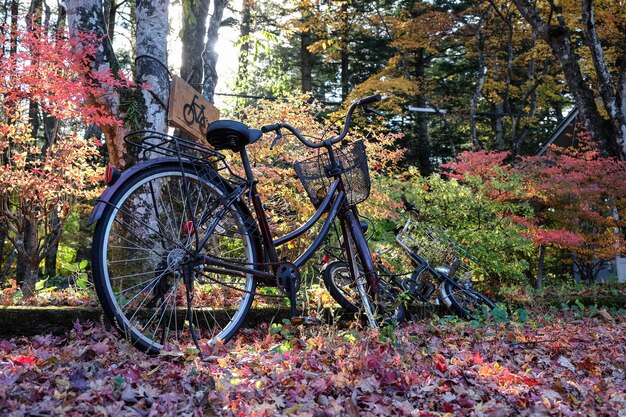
left=92, top=163, right=260, bottom=354
left=322, top=260, right=405, bottom=323
left=440, top=281, right=495, bottom=320
left=321, top=260, right=359, bottom=313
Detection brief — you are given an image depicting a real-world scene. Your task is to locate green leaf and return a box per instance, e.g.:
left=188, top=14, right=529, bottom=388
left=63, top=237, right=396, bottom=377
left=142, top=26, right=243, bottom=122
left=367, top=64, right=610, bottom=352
left=490, top=307, right=509, bottom=323
left=35, top=278, right=48, bottom=291
left=515, top=308, right=529, bottom=323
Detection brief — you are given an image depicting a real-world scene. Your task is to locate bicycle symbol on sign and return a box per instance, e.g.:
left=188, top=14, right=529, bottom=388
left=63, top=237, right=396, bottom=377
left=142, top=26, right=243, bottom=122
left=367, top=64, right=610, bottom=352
left=183, top=95, right=208, bottom=133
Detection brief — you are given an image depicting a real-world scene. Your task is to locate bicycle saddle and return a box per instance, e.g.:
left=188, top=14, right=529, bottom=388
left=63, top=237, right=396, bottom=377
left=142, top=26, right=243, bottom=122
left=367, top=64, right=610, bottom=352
left=206, top=120, right=262, bottom=151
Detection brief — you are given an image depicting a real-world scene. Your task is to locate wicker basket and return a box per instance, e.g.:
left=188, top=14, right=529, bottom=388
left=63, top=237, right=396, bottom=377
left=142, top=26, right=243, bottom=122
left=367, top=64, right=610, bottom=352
left=293, top=140, right=370, bottom=207
left=397, top=223, right=475, bottom=280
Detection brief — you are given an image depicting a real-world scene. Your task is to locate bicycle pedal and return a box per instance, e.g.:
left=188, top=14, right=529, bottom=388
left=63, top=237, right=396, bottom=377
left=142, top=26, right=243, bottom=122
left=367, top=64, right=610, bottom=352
left=291, top=316, right=322, bottom=326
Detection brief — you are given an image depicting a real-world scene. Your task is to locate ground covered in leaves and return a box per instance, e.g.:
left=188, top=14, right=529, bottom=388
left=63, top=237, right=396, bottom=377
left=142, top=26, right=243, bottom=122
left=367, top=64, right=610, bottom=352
left=0, top=309, right=625, bottom=416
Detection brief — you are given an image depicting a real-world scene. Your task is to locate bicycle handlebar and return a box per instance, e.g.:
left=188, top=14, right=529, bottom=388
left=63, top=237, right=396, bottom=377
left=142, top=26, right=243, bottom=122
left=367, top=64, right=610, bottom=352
left=260, top=94, right=383, bottom=149
left=400, top=194, right=419, bottom=213
left=261, top=123, right=281, bottom=133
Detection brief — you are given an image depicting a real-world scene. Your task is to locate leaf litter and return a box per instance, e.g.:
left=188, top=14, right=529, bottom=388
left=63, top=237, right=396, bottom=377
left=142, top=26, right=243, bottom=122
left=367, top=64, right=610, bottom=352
left=0, top=310, right=624, bottom=416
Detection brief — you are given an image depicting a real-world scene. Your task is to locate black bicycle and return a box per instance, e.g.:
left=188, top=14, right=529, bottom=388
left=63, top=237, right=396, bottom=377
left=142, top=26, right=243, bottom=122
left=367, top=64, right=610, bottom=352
left=322, top=196, right=496, bottom=320
left=88, top=95, right=403, bottom=355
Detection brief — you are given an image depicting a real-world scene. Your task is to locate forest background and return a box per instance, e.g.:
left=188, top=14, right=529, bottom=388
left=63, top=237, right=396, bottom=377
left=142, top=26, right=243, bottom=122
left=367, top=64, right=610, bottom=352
left=1, top=0, right=626, bottom=304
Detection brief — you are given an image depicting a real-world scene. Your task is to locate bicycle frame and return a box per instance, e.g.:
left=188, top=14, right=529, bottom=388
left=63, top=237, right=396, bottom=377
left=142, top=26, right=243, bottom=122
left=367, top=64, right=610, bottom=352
left=197, top=146, right=373, bottom=289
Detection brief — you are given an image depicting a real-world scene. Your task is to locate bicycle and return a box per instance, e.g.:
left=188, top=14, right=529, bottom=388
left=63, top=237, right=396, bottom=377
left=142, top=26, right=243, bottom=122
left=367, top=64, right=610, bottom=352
left=322, top=195, right=496, bottom=320
left=88, top=95, right=403, bottom=355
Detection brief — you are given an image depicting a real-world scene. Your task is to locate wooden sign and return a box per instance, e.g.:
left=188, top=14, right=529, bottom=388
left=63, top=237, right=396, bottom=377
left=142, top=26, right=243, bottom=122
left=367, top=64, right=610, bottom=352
left=167, top=75, right=219, bottom=144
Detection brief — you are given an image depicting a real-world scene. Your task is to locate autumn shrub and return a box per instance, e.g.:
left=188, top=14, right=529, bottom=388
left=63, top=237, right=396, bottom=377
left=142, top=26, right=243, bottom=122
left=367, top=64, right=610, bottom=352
left=443, top=138, right=626, bottom=288
left=0, top=24, right=122, bottom=298
left=366, top=168, right=535, bottom=293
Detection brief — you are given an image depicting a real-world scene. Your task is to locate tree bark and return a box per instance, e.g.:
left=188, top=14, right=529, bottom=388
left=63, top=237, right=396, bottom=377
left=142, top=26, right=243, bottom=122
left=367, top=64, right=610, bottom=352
left=202, top=0, right=228, bottom=103
left=536, top=244, right=545, bottom=291
left=414, top=49, right=432, bottom=175
left=135, top=0, right=168, bottom=133
left=44, top=211, right=59, bottom=278
left=54, top=0, right=66, bottom=34
left=300, top=27, right=312, bottom=93
left=469, top=18, right=486, bottom=150
left=581, top=0, right=626, bottom=158
left=511, top=0, right=616, bottom=156
left=17, top=216, right=39, bottom=299
left=180, top=0, right=209, bottom=91
left=0, top=220, right=7, bottom=279
left=66, top=0, right=130, bottom=168
left=339, top=1, right=350, bottom=101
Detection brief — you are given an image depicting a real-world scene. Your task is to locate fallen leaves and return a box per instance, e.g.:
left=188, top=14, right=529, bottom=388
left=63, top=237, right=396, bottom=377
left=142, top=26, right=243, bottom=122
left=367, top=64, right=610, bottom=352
left=0, top=310, right=624, bottom=416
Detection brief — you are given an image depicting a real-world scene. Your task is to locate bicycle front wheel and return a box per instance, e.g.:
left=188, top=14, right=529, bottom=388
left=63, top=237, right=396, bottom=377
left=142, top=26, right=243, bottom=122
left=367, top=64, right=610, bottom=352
left=323, top=251, right=405, bottom=325
left=440, top=281, right=495, bottom=320
left=92, top=163, right=260, bottom=354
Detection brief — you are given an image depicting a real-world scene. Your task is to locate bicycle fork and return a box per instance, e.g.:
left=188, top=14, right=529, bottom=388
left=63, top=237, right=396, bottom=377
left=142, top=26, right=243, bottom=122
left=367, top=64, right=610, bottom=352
left=342, top=210, right=379, bottom=328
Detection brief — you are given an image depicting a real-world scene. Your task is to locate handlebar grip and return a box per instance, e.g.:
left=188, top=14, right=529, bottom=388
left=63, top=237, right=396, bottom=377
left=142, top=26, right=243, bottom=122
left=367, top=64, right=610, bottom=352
left=261, top=123, right=282, bottom=133
left=400, top=194, right=418, bottom=212
left=357, top=94, right=382, bottom=106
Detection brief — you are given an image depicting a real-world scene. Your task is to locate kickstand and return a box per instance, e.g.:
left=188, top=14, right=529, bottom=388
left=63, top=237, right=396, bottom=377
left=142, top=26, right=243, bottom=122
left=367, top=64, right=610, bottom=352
left=286, top=273, right=300, bottom=320
left=286, top=274, right=321, bottom=326
left=183, top=264, right=205, bottom=359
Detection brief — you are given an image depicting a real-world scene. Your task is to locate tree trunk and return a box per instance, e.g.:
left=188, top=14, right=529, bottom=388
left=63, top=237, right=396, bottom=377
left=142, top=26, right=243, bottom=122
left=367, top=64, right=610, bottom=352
left=103, top=0, right=117, bottom=41
left=581, top=0, right=626, bottom=159
left=300, top=27, right=312, bottom=93
left=26, top=0, right=42, bottom=30
left=17, top=216, right=39, bottom=299
left=0, top=220, right=7, bottom=278
left=9, top=0, right=18, bottom=56
left=511, top=0, right=615, bottom=156
left=536, top=244, right=545, bottom=291
left=44, top=210, right=59, bottom=278
left=54, top=0, right=66, bottom=34
left=180, top=0, right=209, bottom=91
left=339, top=1, right=349, bottom=101
left=202, top=0, right=228, bottom=103
left=414, top=49, right=432, bottom=175
left=492, top=103, right=505, bottom=149
left=135, top=0, right=168, bottom=133
left=469, top=19, right=486, bottom=150
left=66, top=0, right=130, bottom=168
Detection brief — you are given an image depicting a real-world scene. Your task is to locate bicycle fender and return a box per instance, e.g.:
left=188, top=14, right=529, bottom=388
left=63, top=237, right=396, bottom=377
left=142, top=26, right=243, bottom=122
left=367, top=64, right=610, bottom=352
left=86, top=158, right=221, bottom=226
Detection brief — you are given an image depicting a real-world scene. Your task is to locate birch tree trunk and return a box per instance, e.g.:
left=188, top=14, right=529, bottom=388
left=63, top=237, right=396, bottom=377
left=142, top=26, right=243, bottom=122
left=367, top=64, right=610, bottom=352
left=66, top=0, right=169, bottom=168
left=136, top=0, right=168, bottom=133
left=66, top=0, right=129, bottom=168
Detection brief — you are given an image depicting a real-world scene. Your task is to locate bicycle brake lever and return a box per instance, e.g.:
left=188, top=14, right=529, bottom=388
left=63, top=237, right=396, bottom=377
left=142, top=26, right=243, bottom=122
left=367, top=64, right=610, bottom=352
left=269, top=130, right=282, bottom=150
left=364, top=107, right=385, bottom=117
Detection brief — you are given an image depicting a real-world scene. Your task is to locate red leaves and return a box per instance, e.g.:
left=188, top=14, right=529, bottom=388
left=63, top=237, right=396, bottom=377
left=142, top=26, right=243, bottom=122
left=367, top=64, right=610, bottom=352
left=0, top=312, right=625, bottom=415
left=13, top=355, right=36, bottom=366
left=435, top=354, right=448, bottom=373
left=443, top=139, right=626, bottom=264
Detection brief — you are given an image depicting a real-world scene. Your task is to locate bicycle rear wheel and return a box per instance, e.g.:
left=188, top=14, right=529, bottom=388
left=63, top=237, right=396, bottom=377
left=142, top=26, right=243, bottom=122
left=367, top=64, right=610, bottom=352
left=440, top=281, right=495, bottom=320
left=92, top=163, right=260, bottom=354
